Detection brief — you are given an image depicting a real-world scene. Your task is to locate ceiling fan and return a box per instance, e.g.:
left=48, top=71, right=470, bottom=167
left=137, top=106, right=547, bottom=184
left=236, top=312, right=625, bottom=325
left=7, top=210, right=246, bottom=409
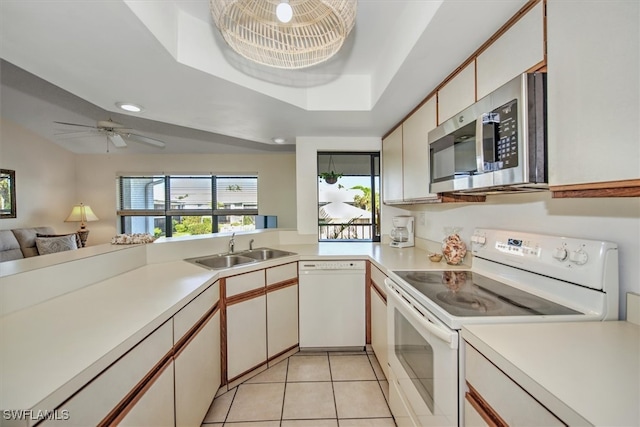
left=54, top=119, right=166, bottom=148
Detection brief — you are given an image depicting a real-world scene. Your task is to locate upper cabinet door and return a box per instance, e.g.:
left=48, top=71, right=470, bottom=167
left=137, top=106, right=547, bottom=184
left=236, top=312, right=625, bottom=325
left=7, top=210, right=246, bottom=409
left=476, top=2, right=545, bottom=99
left=547, top=0, right=640, bottom=187
left=402, top=97, right=438, bottom=200
left=437, top=62, right=476, bottom=124
left=382, top=126, right=404, bottom=203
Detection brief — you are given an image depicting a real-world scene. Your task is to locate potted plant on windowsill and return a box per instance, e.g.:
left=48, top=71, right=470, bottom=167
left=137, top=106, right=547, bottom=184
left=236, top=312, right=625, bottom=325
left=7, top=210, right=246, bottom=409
left=319, top=171, right=342, bottom=185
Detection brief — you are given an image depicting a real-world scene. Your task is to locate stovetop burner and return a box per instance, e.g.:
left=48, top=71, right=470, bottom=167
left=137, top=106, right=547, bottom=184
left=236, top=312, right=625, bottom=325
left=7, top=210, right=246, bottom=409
left=393, top=270, right=582, bottom=318
left=436, top=291, right=501, bottom=313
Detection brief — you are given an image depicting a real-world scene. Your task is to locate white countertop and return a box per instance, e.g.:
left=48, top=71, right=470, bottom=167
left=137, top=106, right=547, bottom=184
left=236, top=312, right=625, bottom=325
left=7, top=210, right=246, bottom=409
left=0, top=261, right=216, bottom=412
left=0, top=241, right=448, bottom=412
left=462, top=321, right=640, bottom=426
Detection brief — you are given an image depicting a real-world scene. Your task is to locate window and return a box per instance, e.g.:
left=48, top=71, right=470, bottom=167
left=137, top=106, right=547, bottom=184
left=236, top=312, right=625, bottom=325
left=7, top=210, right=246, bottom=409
left=117, top=175, right=258, bottom=237
left=317, top=152, right=380, bottom=242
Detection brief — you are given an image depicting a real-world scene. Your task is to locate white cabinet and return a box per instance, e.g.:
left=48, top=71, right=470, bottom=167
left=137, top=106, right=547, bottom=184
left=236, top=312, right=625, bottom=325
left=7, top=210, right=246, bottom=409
left=118, top=360, right=175, bottom=427
left=224, top=263, right=298, bottom=381
left=42, top=321, right=173, bottom=426
left=267, top=285, right=298, bottom=358
left=547, top=0, right=640, bottom=189
left=369, top=265, right=388, bottom=379
left=437, top=62, right=476, bottom=124
left=476, top=2, right=545, bottom=99
left=464, top=344, right=564, bottom=426
left=266, top=262, right=298, bottom=359
left=382, top=125, right=404, bottom=203
left=383, top=97, right=439, bottom=203
left=174, top=311, right=221, bottom=427
left=225, top=270, right=267, bottom=380
left=402, top=97, right=438, bottom=201
left=226, top=295, right=267, bottom=380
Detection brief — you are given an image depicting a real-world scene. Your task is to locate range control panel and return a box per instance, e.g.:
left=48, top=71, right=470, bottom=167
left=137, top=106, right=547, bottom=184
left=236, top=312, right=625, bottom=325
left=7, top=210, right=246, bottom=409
left=471, top=228, right=618, bottom=291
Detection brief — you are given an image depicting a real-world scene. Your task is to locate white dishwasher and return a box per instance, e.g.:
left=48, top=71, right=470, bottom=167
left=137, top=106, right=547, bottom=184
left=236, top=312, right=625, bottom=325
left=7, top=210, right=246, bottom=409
left=298, top=260, right=366, bottom=349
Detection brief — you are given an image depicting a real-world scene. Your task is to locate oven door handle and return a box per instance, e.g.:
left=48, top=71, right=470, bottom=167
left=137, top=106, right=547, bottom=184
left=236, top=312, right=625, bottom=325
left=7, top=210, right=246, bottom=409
left=385, top=279, right=458, bottom=350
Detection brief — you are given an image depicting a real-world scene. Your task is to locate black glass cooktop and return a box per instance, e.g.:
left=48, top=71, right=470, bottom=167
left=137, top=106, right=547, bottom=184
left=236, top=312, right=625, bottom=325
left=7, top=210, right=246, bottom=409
left=392, top=270, right=582, bottom=317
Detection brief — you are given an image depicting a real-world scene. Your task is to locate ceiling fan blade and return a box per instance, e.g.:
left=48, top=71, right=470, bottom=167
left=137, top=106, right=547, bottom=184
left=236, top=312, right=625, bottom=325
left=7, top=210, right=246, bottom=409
left=54, top=121, right=97, bottom=129
left=107, top=133, right=127, bottom=148
left=123, top=133, right=166, bottom=148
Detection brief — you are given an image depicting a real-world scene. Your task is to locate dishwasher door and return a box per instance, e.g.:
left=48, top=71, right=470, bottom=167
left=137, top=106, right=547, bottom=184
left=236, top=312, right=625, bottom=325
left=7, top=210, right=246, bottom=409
left=298, top=261, right=366, bottom=349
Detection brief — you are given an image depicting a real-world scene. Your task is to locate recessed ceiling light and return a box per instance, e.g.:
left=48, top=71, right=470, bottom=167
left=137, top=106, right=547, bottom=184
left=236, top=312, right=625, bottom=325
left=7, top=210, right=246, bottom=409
left=272, top=137, right=286, bottom=144
left=116, top=102, right=143, bottom=113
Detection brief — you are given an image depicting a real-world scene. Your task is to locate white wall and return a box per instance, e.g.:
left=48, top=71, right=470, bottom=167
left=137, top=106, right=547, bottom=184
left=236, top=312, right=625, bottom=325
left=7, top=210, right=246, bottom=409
left=295, top=136, right=407, bottom=238
left=0, top=119, right=78, bottom=233
left=405, top=192, right=640, bottom=320
left=75, top=152, right=297, bottom=245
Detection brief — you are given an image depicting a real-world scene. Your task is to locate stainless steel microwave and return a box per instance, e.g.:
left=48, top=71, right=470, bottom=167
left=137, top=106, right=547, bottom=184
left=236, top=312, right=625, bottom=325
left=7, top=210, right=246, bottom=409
left=428, top=73, right=547, bottom=194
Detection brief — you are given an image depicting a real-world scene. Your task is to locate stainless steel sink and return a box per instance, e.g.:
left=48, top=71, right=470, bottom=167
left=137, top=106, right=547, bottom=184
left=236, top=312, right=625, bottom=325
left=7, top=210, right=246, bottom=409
left=186, top=247, right=295, bottom=270
left=188, top=254, right=258, bottom=270
left=241, top=247, right=295, bottom=261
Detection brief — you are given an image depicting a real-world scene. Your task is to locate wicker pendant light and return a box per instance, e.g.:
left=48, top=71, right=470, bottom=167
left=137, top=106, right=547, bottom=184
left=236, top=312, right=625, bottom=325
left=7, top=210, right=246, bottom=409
left=210, top=0, right=357, bottom=70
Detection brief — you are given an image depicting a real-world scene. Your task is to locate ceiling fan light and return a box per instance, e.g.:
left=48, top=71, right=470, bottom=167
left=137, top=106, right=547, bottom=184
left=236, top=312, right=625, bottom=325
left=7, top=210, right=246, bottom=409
left=116, top=102, right=143, bottom=113
left=276, top=1, right=293, bottom=23
left=210, top=0, right=358, bottom=69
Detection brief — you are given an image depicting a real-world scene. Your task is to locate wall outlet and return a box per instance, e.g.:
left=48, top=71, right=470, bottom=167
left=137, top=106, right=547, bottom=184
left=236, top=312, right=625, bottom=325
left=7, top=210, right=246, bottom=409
left=419, top=212, right=426, bottom=226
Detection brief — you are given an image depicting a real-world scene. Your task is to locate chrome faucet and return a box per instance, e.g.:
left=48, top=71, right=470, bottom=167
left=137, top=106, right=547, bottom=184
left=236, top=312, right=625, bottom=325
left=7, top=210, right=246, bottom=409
left=249, top=239, right=254, bottom=250
left=229, top=232, right=235, bottom=253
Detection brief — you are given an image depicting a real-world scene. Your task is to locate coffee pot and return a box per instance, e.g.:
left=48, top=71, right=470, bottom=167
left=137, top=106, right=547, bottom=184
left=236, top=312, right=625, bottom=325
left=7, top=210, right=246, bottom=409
left=390, top=216, right=415, bottom=248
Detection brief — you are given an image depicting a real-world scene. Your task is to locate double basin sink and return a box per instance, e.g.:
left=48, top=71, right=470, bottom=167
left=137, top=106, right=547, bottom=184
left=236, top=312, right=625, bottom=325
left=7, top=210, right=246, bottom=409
left=186, top=248, right=296, bottom=270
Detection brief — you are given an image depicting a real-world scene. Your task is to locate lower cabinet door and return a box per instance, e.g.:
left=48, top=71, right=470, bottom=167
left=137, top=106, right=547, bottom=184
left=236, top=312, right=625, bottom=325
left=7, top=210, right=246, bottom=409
left=174, top=311, right=221, bottom=427
left=267, top=285, right=298, bottom=358
left=226, top=296, right=267, bottom=380
left=118, top=360, right=175, bottom=427
left=370, top=287, right=388, bottom=379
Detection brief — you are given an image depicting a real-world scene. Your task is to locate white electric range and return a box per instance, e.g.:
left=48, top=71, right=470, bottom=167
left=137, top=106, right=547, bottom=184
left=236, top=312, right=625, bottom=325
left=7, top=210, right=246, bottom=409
left=384, top=228, right=619, bottom=427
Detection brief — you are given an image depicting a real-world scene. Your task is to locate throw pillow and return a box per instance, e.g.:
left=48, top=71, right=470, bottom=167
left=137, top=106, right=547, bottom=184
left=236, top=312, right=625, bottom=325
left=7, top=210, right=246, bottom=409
left=37, top=233, right=82, bottom=249
left=35, top=235, right=78, bottom=255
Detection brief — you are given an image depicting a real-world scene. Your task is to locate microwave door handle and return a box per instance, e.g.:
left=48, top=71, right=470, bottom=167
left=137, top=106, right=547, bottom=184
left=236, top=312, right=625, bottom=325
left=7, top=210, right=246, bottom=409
left=385, top=279, right=458, bottom=349
left=475, top=114, right=485, bottom=173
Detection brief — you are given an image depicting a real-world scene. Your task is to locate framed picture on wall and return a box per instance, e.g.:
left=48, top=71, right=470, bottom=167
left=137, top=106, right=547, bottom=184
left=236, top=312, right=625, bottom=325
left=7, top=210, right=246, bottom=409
left=0, top=169, right=16, bottom=218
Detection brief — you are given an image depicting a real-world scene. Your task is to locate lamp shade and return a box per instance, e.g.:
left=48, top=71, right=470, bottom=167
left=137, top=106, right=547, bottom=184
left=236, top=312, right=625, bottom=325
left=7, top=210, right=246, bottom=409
left=65, top=203, right=99, bottom=227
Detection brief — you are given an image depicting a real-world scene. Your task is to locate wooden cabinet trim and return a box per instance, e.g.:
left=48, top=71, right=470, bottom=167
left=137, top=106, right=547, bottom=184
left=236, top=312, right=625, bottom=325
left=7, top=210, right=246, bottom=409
left=383, top=0, right=545, bottom=140
left=365, top=262, right=372, bottom=344
left=551, top=179, right=640, bottom=198
left=226, top=287, right=267, bottom=305
left=173, top=305, right=220, bottom=359
left=98, top=348, right=174, bottom=427
left=465, top=382, right=508, bottom=427
left=266, top=278, right=298, bottom=293
left=103, top=356, right=173, bottom=427
left=370, top=279, right=386, bottom=304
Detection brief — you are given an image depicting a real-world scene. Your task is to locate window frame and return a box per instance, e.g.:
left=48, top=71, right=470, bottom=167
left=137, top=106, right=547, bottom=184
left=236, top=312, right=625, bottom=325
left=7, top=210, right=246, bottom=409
left=317, top=151, right=381, bottom=243
left=117, top=174, right=258, bottom=237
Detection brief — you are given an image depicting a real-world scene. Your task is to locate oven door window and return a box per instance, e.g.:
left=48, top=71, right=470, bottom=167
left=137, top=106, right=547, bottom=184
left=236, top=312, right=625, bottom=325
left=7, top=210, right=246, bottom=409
left=394, top=308, right=435, bottom=413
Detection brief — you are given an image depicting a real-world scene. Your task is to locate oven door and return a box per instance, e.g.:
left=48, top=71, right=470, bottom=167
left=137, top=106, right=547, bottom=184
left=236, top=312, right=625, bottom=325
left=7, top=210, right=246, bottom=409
left=385, top=278, right=459, bottom=427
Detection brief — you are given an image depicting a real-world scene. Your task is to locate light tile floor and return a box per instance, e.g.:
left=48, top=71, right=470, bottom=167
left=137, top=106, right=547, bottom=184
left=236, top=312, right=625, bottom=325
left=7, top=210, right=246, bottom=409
left=202, top=350, right=396, bottom=427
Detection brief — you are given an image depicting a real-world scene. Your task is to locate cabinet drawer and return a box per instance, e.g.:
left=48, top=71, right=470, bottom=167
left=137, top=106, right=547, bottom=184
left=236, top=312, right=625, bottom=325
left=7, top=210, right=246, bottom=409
left=226, top=270, right=265, bottom=297
left=465, top=345, right=564, bottom=426
left=370, top=264, right=387, bottom=297
left=44, top=321, right=173, bottom=426
left=267, top=262, right=297, bottom=286
left=173, top=281, right=219, bottom=342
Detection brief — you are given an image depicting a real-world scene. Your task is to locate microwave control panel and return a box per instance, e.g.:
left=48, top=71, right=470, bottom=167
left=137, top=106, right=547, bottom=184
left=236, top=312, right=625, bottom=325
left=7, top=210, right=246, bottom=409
left=482, top=99, right=518, bottom=170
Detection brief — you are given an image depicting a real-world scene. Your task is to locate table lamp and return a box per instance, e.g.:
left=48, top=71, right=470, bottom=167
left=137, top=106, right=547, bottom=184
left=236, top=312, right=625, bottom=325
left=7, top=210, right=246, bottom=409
left=65, top=203, right=99, bottom=247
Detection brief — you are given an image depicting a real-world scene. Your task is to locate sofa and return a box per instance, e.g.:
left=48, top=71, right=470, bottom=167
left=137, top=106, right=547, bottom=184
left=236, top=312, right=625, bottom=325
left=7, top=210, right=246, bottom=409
left=0, top=227, right=80, bottom=262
